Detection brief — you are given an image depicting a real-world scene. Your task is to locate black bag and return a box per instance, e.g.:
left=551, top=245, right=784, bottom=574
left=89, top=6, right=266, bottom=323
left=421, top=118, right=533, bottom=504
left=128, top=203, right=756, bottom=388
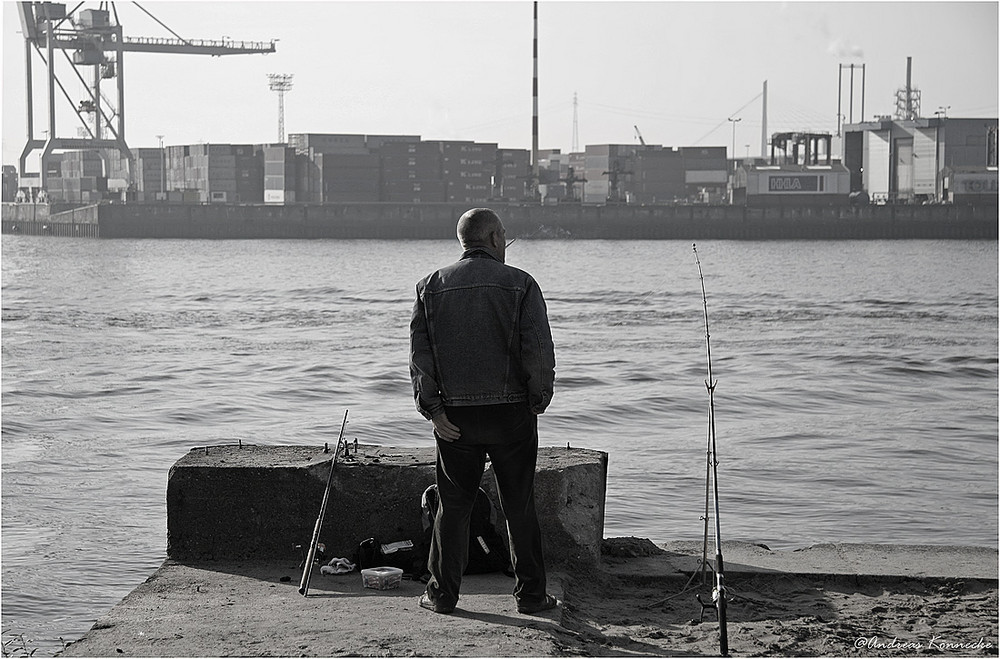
left=421, top=484, right=514, bottom=576
left=355, top=537, right=423, bottom=577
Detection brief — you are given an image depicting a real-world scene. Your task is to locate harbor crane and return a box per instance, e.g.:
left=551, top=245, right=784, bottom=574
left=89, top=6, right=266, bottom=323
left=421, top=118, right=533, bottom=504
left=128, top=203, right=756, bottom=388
left=603, top=160, right=633, bottom=203
left=560, top=166, right=586, bottom=202
left=16, top=1, right=276, bottom=189
left=634, top=125, right=646, bottom=146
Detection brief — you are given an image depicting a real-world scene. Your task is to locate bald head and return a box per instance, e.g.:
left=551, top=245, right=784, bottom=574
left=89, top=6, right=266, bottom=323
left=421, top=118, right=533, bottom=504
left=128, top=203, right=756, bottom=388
left=457, top=208, right=505, bottom=252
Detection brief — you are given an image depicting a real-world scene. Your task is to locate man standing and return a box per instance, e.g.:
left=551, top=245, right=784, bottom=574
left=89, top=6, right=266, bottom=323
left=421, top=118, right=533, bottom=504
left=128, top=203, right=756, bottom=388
left=409, top=208, right=557, bottom=615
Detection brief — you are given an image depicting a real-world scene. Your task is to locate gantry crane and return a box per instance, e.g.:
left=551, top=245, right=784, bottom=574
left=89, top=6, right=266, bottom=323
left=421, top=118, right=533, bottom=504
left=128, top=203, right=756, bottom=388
left=603, top=160, right=633, bottom=203
left=16, top=1, right=276, bottom=190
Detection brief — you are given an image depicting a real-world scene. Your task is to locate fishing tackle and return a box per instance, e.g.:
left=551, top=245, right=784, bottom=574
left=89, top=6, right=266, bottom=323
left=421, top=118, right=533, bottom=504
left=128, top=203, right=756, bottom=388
left=693, top=243, right=729, bottom=657
left=299, top=409, right=350, bottom=596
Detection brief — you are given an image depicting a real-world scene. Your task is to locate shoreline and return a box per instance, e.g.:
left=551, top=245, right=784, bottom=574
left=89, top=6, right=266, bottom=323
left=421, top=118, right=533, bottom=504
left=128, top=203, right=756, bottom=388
left=58, top=539, right=998, bottom=657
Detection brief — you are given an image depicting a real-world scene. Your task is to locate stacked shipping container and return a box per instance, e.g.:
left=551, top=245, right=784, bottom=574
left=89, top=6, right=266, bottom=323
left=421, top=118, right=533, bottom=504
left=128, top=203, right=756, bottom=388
left=44, top=151, right=107, bottom=203
left=264, top=146, right=297, bottom=204
left=34, top=132, right=742, bottom=206
left=380, top=141, right=445, bottom=202
left=290, top=133, right=382, bottom=203
left=495, top=148, right=530, bottom=200
left=631, top=147, right=684, bottom=204
left=440, top=141, right=497, bottom=203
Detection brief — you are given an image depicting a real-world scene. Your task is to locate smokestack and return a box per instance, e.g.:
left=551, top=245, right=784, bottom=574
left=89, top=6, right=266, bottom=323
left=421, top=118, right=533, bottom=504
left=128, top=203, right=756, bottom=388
left=531, top=1, right=539, bottom=200
left=761, top=80, right=767, bottom=158
left=861, top=63, right=866, bottom=122
left=905, top=56, right=913, bottom=119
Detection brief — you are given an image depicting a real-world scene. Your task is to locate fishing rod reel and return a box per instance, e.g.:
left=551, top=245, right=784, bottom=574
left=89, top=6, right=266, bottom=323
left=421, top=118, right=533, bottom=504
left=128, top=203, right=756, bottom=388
left=695, top=582, right=734, bottom=622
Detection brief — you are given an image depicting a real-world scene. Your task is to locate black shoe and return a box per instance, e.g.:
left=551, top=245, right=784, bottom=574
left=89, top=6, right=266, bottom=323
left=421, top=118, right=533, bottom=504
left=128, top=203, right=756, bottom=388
left=419, top=593, right=456, bottom=614
left=517, top=594, right=559, bottom=615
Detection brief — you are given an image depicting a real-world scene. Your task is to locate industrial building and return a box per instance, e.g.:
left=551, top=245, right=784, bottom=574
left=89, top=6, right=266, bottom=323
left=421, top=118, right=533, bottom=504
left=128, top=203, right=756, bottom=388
left=732, top=132, right=852, bottom=207
left=842, top=117, right=998, bottom=204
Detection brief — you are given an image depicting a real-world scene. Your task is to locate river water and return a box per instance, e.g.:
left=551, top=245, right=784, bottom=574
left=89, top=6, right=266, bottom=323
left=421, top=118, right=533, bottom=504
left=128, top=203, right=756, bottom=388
left=2, top=236, right=997, bottom=655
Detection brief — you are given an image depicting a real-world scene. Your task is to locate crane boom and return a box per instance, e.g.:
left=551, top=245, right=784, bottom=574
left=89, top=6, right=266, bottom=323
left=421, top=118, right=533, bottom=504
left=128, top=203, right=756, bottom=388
left=634, top=125, right=647, bottom=146
left=16, top=1, right=276, bottom=189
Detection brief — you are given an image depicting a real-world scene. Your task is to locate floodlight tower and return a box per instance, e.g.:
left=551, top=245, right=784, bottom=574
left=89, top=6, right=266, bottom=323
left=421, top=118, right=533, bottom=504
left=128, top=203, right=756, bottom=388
left=267, top=73, right=294, bottom=143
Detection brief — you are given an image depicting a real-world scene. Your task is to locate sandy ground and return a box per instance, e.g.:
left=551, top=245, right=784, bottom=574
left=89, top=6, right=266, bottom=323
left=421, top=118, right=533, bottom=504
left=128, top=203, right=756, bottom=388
left=566, top=540, right=998, bottom=657
left=60, top=538, right=998, bottom=657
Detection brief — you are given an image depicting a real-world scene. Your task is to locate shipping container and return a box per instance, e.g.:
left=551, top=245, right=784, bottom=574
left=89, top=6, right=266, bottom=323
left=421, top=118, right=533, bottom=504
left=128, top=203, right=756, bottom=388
left=366, top=134, right=421, bottom=151
left=686, top=170, right=729, bottom=185
left=289, top=133, right=369, bottom=155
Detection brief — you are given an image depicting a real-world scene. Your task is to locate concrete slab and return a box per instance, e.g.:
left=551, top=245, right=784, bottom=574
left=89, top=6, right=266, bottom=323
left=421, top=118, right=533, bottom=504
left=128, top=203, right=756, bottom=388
left=60, top=541, right=998, bottom=657
left=59, top=560, right=566, bottom=658
left=167, top=444, right=608, bottom=565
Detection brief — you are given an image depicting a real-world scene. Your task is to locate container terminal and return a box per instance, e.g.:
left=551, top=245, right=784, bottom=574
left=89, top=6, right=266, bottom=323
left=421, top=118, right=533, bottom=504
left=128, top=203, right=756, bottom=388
left=2, top=2, right=996, bottom=239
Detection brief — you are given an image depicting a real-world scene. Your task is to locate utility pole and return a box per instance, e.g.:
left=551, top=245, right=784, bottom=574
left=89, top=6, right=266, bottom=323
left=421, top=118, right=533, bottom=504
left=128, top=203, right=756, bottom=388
left=267, top=73, right=294, bottom=143
left=530, top=1, right=540, bottom=201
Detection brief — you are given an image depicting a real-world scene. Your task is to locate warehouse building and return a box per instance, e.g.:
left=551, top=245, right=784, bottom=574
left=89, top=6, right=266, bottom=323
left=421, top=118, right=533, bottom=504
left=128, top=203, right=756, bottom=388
left=842, top=117, right=998, bottom=204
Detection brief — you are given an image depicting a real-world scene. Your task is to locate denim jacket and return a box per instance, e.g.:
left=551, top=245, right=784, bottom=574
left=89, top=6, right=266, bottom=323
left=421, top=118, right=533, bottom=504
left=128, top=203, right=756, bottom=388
left=409, top=248, right=555, bottom=420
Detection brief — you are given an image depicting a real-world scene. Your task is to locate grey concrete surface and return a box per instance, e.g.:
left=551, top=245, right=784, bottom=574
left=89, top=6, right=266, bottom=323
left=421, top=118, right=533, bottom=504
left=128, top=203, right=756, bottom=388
left=60, top=541, right=997, bottom=657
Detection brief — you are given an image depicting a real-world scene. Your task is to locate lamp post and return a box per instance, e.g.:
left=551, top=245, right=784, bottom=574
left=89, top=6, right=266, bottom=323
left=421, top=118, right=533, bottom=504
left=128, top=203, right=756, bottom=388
left=156, top=134, right=165, bottom=200
left=727, top=117, right=741, bottom=163
left=727, top=117, right=741, bottom=204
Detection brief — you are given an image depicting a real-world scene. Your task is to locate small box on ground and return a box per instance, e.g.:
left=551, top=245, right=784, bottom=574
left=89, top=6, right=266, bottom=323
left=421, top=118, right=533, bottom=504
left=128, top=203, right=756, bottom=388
left=362, top=566, right=403, bottom=590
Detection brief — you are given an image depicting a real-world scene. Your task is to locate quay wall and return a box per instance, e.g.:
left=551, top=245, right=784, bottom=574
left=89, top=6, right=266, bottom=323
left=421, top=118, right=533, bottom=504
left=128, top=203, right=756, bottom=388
left=3, top=201, right=997, bottom=239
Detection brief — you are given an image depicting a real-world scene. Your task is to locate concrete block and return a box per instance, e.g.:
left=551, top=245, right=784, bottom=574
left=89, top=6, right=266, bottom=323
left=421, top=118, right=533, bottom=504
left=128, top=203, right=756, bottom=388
left=166, top=444, right=607, bottom=566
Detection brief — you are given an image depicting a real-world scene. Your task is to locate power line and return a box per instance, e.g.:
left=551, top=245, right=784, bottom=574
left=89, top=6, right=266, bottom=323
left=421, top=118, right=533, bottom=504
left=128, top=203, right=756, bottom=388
left=693, top=92, right=763, bottom=144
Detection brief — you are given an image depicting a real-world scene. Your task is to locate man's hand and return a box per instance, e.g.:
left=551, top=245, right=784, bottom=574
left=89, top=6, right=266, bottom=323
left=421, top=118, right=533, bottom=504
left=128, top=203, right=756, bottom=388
left=431, top=412, right=461, bottom=442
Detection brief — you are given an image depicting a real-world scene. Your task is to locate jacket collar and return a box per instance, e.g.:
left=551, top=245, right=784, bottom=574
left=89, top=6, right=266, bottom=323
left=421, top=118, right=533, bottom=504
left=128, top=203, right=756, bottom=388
left=460, top=246, right=503, bottom=262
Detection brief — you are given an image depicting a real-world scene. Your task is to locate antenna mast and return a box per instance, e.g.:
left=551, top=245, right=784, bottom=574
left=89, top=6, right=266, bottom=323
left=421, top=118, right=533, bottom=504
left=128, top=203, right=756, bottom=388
left=267, top=73, right=294, bottom=143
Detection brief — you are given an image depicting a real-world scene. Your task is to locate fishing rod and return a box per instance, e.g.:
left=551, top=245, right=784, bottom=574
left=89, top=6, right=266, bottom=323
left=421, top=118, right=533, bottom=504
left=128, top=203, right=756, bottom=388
left=299, top=409, right=350, bottom=597
left=693, top=244, right=729, bottom=657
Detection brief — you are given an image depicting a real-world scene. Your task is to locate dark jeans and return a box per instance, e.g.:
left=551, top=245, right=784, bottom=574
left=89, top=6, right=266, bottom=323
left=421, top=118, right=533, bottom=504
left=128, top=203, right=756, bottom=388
left=426, top=403, right=547, bottom=608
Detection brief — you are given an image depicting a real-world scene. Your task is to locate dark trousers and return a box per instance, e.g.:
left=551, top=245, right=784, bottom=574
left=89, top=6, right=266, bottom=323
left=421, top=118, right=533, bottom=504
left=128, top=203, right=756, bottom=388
left=426, top=404, right=547, bottom=607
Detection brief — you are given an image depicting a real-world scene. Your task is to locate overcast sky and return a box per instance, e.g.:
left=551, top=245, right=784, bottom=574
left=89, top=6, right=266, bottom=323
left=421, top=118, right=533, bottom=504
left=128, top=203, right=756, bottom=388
left=2, top=1, right=998, bottom=170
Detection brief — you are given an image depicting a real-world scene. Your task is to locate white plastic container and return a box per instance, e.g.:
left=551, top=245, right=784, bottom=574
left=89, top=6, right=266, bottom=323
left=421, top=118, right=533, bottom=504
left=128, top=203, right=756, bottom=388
left=361, top=566, right=403, bottom=590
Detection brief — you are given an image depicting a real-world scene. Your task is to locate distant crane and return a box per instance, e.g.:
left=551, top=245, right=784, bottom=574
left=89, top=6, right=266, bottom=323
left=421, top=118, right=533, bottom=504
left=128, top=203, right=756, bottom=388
left=560, top=166, right=586, bottom=202
left=16, top=2, right=276, bottom=189
left=603, top=159, right=633, bottom=203
left=634, top=125, right=646, bottom=146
